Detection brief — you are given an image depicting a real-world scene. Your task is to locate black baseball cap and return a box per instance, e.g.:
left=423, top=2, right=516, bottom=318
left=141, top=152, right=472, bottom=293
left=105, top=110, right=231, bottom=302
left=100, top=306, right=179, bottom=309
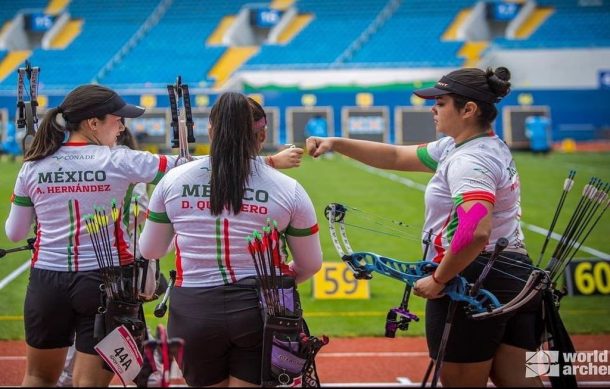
left=64, top=92, right=145, bottom=123
left=414, top=75, right=500, bottom=104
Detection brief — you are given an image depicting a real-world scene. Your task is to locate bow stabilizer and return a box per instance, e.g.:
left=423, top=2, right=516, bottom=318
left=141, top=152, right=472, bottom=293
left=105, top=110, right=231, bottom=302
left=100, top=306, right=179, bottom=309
left=167, top=76, right=195, bottom=167
left=16, top=61, right=40, bottom=155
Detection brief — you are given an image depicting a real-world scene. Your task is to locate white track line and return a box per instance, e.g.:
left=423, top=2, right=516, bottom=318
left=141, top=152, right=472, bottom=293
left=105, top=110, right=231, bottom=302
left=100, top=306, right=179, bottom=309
left=352, top=162, right=610, bottom=259
left=319, top=352, right=428, bottom=357
left=0, top=260, right=30, bottom=291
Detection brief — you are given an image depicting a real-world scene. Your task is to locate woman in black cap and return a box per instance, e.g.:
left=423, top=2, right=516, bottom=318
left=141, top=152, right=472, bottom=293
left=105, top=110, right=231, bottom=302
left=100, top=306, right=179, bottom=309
left=4, top=84, right=172, bottom=386
left=306, top=67, right=542, bottom=387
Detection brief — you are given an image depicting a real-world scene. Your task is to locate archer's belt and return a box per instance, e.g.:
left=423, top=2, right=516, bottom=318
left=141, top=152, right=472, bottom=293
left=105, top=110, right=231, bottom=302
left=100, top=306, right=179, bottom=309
left=233, top=276, right=296, bottom=289
left=480, top=247, right=528, bottom=257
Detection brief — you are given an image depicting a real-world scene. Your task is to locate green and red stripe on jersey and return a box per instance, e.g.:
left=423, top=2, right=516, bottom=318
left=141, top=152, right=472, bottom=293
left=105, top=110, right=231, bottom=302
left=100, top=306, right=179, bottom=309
left=453, top=190, right=496, bottom=207
left=113, top=205, right=134, bottom=266
left=63, top=142, right=90, bottom=146
left=67, top=199, right=81, bottom=271
left=416, top=144, right=438, bottom=171
left=174, top=235, right=184, bottom=287
left=151, top=155, right=169, bottom=185
left=285, top=223, right=319, bottom=237
left=10, top=193, right=33, bottom=206
left=31, top=221, right=41, bottom=267
left=147, top=210, right=170, bottom=223
left=215, top=218, right=237, bottom=285
left=433, top=213, right=452, bottom=263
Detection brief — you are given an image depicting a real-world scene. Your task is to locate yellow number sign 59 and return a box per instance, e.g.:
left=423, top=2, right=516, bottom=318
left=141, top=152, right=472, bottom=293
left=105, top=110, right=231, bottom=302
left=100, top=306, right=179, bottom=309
left=312, top=262, right=370, bottom=299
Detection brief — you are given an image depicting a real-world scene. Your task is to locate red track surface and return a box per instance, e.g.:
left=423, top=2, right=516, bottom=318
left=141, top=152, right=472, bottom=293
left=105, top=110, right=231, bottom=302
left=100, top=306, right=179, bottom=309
left=1, top=335, right=609, bottom=386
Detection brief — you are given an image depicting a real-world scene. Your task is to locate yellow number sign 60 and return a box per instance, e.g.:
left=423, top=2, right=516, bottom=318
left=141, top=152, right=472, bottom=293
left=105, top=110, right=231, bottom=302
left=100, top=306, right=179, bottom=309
left=573, top=261, right=610, bottom=295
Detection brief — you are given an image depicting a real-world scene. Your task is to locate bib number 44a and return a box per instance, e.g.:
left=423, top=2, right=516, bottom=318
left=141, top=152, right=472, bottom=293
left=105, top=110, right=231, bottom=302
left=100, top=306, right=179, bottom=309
left=95, top=325, right=143, bottom=386
left=113, top=346, right=133, bottom=370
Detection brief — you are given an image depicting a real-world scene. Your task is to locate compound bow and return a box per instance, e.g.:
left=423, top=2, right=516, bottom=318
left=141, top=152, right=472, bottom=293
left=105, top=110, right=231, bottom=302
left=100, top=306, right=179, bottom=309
left=324, top=203, right=550, bottom=324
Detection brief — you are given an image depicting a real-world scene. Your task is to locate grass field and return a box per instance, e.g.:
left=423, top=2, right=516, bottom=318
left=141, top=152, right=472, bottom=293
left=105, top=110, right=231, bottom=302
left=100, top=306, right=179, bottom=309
left=0, top=151, right=609, bottom=340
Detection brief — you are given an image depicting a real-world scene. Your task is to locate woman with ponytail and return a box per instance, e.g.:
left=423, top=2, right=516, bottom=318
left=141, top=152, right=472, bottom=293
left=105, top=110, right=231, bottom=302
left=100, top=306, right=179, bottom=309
left=5, top=85, right=308, bottom=387
left=4, top=84, right=178, bottom=387
left=307, top=67, right=542, bottom=387
left=139, top=92, right=322, bottom=387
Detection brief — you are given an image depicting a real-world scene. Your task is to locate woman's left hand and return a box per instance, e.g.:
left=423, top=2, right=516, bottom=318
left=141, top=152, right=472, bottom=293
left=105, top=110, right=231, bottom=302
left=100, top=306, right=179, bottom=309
left=270, top=145, right=304, bottom=169
left=413, top=275, right=445, bottom=299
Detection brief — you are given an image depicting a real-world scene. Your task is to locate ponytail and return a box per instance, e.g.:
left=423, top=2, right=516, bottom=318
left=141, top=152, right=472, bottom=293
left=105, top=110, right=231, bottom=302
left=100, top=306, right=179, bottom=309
left=24, top=84, right=122, bottom=161
left=24, top=107, right=75, bottom=161
left=209, top=92, right=257, bottom=216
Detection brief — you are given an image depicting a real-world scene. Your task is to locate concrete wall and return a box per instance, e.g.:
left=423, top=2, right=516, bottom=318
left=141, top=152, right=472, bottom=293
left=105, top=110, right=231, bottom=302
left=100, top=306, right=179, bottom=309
left=480, top=47, right=610, bottom=89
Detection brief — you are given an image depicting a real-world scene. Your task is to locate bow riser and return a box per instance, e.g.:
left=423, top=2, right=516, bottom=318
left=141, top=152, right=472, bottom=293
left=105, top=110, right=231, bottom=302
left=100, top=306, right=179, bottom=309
left=342, top=252, right=502, bottom=315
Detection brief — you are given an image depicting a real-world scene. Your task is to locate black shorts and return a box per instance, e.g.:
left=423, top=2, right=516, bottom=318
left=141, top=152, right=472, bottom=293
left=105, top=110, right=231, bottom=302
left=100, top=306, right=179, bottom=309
left=426, top=252, right=543, bottom=363
left=24, top=267, right=104, bottom=354
left=168, top=278, right=264, bottom=386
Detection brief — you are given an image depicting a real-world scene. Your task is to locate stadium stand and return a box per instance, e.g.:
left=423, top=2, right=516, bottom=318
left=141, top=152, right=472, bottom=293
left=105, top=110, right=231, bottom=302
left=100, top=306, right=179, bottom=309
left=0, top=0, right=158, bottom=89
left=244, top=0, right=390, bottom=69
left=1, top=0, right=609, bottom=87
left=0, top=1, right=47, bottom=82
left=101, top=1, right=254, bottom=87
left=0, top=0, right=607, bottom=146
left=342, top=0, right=473, bottom=68
left=494, top=0, right=610, bottom=49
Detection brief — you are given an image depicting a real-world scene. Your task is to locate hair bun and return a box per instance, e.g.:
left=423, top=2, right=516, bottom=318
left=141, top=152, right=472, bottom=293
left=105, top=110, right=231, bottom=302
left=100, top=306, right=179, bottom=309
left=486, top=67, right=511, bottom=99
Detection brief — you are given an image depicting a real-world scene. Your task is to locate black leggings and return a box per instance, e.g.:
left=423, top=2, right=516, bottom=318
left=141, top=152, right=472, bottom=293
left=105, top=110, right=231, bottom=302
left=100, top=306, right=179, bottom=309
left=168, top=279, right=264, bottom=386
left=25, top=267, right=103, bottom=354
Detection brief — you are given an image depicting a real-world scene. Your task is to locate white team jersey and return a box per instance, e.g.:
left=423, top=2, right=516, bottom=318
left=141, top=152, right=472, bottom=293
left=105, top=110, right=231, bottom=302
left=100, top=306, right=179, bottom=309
left=11, top=142, right=174, bottom=271
left=147, top=156, right=319, bottom=288
left=416, top=132, right=525, bottom=263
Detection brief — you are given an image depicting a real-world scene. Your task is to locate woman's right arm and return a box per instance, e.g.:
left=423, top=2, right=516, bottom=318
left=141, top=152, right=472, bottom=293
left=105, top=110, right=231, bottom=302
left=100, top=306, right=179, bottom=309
left=287, top=234, right=322, bottom=283
left=5, top=203, right=35, bottom=242
left=306, top=137, right=432, bottom=172
left=286, top=182, right=323, bottom=283
left=5, top=167, right=35, bottom=242
left=138, top=176, right=175, bottom=259
left=139, top=220, right=174, bottom=259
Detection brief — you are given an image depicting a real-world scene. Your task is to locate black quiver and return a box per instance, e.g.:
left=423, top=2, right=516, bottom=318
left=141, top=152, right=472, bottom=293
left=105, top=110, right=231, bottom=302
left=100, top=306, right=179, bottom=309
left=542, top=288, right=578, bottom=389
left=103, top=299, right=146, bottom=346
left=260, top=276, right=327, bottom=388
left=94, top=264, right=147, bottom=376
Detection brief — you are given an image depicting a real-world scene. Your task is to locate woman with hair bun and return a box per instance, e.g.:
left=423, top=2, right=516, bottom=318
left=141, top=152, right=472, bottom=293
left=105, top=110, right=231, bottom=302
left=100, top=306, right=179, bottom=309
left=307, top=67, right=542, bottom=387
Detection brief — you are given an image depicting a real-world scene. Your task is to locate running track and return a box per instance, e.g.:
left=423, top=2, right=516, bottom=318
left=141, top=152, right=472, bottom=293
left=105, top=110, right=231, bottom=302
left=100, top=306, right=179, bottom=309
left=1, top=335, right=609, bottom=386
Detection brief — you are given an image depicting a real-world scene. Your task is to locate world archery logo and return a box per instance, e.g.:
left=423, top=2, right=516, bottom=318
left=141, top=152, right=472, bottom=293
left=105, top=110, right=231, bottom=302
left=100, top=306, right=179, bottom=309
left=525, top=350, right=560, bottom=377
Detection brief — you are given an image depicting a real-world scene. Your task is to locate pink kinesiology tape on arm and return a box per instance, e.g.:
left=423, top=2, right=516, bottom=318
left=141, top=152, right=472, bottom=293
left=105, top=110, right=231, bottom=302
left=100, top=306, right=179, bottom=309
left=450, top=203, right=488, bottom=254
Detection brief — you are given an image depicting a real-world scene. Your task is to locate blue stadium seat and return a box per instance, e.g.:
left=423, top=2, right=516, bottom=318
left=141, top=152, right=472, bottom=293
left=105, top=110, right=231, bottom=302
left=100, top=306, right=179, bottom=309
left=101, top=0, right=252, bottom=86
left=494, top=1, right=610, bottom=49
